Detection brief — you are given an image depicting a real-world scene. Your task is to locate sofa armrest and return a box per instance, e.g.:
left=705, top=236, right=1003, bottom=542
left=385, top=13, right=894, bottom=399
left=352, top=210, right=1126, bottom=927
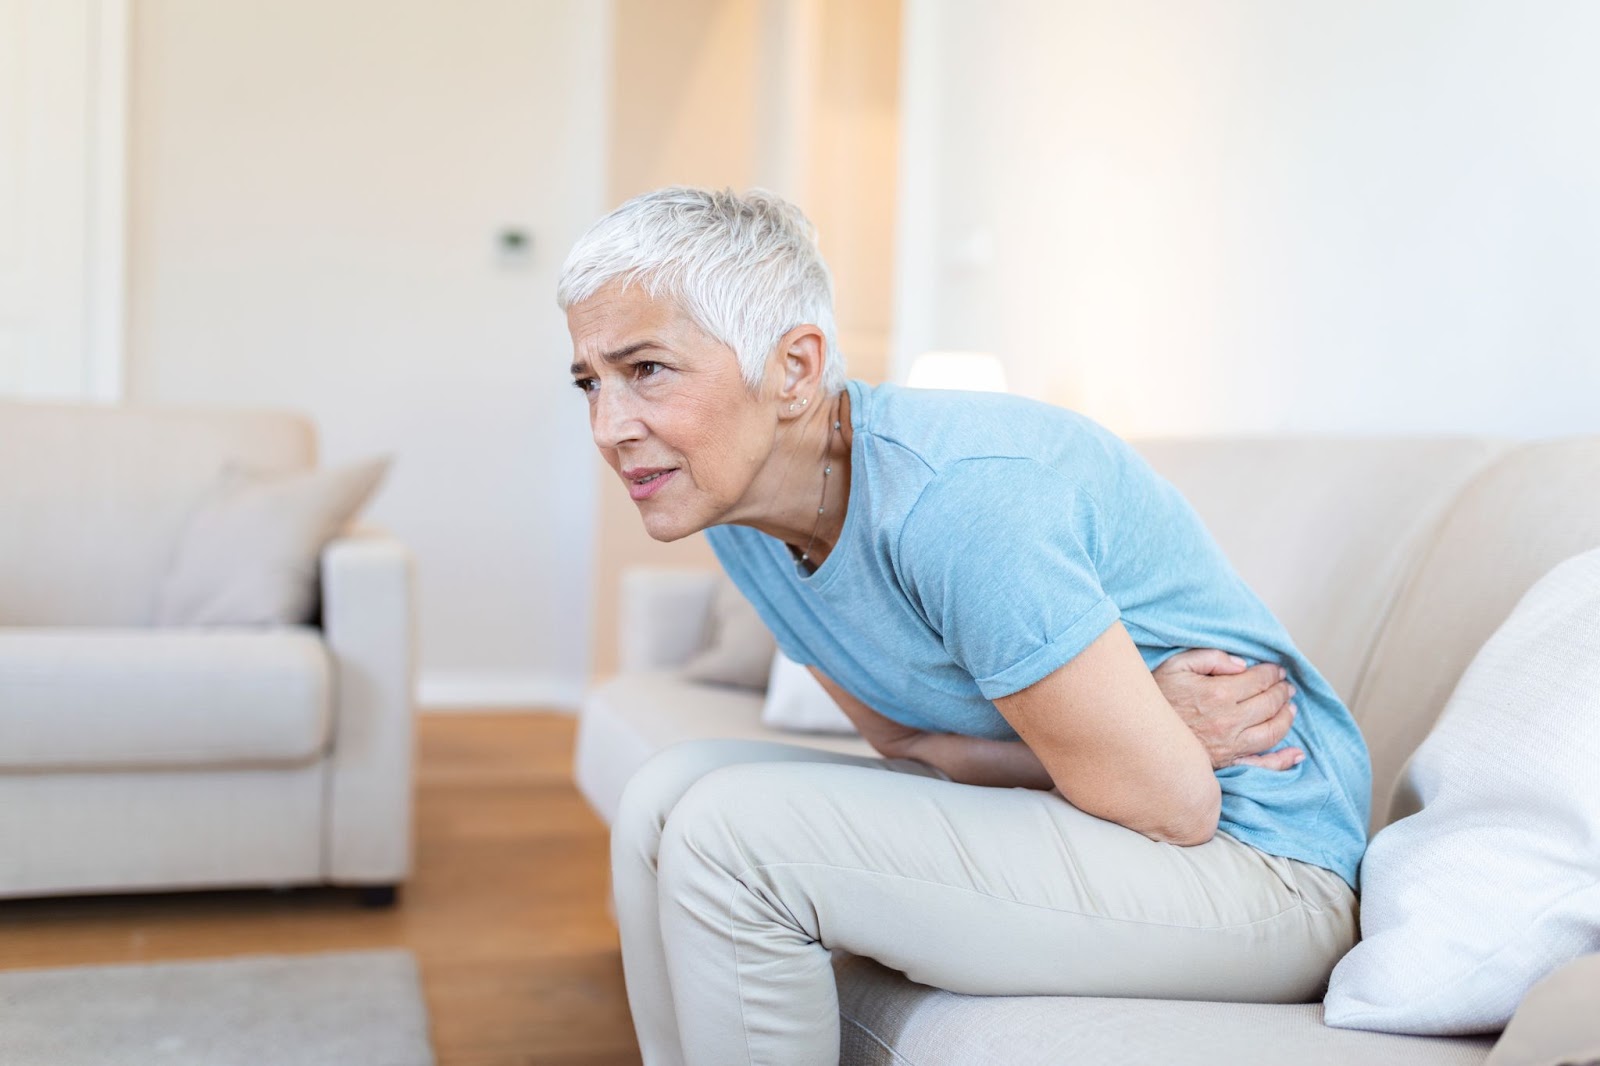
left=320, top=530, right=417, bottom=885
left=1485, top=953, right=1600, bottom=1066
left=618, top=567, right=720, bottom=672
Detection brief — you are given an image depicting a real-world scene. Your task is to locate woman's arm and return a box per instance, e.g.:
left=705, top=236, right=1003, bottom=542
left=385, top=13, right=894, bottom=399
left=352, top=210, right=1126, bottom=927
left=993, top=621, right=1220, bottom=846
left=810, top=649, right=1300, bottom=798
left=897, top=733, right=1056, bottom=789
left=810, top=666, right=1055, bottom=787
left=806, top=667, right=927, bottom=755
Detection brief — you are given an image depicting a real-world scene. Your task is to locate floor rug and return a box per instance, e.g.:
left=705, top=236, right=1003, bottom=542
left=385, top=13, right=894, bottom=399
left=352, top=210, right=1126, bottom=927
left=0, top=948, right=434, bottom=1065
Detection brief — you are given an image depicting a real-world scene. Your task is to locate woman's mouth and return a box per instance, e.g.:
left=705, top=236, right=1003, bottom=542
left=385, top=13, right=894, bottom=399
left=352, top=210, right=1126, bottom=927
left=626, top=468, right=678, bottom=501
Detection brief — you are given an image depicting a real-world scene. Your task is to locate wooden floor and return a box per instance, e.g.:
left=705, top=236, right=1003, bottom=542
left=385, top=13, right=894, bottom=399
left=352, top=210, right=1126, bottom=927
left=0, top=712, right=643, bottom=1066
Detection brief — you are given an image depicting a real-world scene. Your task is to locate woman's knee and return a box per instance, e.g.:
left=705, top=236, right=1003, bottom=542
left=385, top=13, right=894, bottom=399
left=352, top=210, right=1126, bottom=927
left=656, top=761, right=845, bottom=886
left=615, top=739, right=879, bottom=844
left=613, top=741, right=768, bottom=861
left=654, top=763, right=773, bottom=893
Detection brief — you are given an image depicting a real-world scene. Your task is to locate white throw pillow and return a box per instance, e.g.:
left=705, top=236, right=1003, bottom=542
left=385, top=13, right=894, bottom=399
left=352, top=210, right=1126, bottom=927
left=1324, top=547, right=1600, bottom=1036
left=154, top=457, right=391, bottom=626
left=760, top=652, right=859, bottom=735
left=680, top=576, right=776, bottom=690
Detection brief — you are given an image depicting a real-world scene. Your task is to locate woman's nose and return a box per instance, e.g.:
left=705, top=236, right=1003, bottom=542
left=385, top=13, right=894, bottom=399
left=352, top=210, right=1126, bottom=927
left=591, top=387, right=645, bottom=449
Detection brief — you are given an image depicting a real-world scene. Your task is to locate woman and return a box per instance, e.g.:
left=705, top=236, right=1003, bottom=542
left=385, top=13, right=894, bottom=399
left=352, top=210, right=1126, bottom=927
left=559, top=187, right=1370, bottom=1066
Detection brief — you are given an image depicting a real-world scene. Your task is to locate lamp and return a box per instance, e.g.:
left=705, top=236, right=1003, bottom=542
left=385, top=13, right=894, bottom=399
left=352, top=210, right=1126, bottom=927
left=906, top=350, right=1008, bottom=393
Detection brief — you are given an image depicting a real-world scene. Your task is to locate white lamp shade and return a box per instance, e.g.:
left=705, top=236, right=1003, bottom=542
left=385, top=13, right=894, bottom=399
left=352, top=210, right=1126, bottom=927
left=906, top=350, right=1008, bottom=393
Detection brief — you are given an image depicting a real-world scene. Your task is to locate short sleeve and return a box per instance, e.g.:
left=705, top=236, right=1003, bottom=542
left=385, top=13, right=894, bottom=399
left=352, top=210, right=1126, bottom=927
left=896, top=457, right=1120, bottom=700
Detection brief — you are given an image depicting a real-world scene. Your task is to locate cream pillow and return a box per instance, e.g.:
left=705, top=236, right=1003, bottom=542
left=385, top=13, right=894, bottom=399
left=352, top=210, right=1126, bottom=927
left=1483, top=953, right=1600, bottom=1066
left=680, top=576, right=776, bottom=690
left=153, top=457, right=391, bottom=626
left=761, top=652, right=858, bottom=734
left=1324, top=548, right=1600, bottom=1036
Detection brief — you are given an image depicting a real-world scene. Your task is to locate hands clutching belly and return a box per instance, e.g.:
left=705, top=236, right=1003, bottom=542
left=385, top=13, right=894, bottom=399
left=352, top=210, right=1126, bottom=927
left=811, top=647, right=1303, bottom=793
left=1152, top=651, right=1303, bottom=771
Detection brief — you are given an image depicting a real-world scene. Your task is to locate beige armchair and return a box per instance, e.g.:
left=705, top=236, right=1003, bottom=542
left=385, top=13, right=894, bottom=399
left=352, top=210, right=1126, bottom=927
left=0, top=399, right=416, bottom=905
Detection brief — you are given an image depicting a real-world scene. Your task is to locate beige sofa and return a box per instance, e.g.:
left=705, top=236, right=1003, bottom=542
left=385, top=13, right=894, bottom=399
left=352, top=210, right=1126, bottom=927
left=0, top=400, right=416, bottom=904
left=576, top=434, right=1600, bottom=1064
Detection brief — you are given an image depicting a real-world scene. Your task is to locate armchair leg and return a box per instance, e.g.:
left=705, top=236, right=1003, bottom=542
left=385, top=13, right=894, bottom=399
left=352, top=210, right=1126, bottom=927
left=359, top=884, right=399, bottom=908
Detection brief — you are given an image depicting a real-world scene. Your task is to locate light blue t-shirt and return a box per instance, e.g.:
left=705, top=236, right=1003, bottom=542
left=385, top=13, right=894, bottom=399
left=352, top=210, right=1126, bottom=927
left=706, top=380, right=1371, bottom=889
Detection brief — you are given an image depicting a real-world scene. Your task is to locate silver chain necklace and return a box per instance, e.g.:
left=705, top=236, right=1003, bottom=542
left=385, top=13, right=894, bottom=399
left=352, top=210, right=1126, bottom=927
left=794, top=403, right=845, bottom=572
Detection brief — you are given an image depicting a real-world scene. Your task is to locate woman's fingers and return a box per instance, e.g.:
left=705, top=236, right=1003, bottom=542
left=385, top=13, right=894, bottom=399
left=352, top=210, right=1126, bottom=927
left=1235, top=697, right=1296, bottom=755
left=1151, top=653, right=1303, bottom=772
left=1227, top=663, right=1288, bottom=704
left=1237, top=676, right=1295, bottom=720
left=1231, top=746, right=1306, bottom=771
left=1156, top=648, right=1248, bottom=676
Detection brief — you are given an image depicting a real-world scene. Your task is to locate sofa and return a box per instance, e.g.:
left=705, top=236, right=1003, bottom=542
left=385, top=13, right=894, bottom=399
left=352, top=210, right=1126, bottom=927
left=0, top=399, right=416, bottom=904
left=576, top=433, right=1600, bottom=1064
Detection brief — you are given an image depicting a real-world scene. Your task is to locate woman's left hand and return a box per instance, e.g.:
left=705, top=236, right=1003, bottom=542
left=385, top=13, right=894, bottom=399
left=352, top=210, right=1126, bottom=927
left=1153, top=650, right=1305, bottom=771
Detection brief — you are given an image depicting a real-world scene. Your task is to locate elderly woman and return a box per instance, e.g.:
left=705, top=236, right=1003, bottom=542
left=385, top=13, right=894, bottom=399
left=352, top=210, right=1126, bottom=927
left=559, top=187, right=1370, bottom=1066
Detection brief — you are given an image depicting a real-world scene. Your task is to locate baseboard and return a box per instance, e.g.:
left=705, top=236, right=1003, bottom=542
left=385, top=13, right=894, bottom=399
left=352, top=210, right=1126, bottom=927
left=417, top=671, right=585, bottom=713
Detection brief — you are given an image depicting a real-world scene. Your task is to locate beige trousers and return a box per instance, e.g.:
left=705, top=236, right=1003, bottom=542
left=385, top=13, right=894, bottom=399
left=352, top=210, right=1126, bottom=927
left=611, top=739, right=1358, bottom=1066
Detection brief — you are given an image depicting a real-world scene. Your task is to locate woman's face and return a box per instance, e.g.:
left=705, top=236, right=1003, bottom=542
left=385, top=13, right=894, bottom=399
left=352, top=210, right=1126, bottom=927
left=568, top=281, right=779, bottom=542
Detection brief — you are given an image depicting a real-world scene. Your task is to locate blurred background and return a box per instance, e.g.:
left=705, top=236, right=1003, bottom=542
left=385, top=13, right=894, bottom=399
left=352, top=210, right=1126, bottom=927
left=7, top=0, right=1597, bottom=702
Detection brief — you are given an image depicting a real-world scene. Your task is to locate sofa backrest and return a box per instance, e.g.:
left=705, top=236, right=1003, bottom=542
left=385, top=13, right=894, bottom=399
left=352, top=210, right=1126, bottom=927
left=1348, top=438, right=1600, bottom=832
left=1139, top=435, right=1600, bottom=836
left=0, top=400, right=315, bottom=626
left=1134, top=438, right=1509, bottom=701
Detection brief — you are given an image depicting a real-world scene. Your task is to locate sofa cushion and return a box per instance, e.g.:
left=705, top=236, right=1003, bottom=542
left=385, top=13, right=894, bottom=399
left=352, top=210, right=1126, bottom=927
left=574, top=671, right=874, bottom=825
left=1324, top=548, right=1600, bottom=1036
left=154, top=456, right=391, bottom=627
left=680, top=574, right=776, bottom=690
left=0, top=629, right=331, bottom=770
left=762, top=652, right=858, bottom=734
left=834, top=954, right=1494, bottom=1066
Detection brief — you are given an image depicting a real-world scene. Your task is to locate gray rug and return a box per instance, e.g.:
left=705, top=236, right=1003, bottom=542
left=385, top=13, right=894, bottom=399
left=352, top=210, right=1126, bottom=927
left=0, top=948, right=434, bottom=1066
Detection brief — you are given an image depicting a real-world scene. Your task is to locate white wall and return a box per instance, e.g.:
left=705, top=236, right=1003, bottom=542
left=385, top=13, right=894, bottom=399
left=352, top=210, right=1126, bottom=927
left=893, top=0, right=1600, bottom=437
left=128, top=0, right=611, bottom=707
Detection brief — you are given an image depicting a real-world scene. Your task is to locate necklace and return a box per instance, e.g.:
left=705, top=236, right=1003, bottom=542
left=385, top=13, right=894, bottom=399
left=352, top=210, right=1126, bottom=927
left=794, top=406, right=845, bottom=572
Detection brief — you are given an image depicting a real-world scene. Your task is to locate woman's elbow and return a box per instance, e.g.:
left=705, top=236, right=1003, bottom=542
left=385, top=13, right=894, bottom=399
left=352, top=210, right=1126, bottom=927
left=1147, top=780, right=1222, bottom=848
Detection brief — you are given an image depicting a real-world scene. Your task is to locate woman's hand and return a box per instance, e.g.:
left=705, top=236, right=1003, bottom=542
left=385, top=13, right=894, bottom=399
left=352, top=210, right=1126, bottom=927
left=1153, top=650, right=1303, bottom=771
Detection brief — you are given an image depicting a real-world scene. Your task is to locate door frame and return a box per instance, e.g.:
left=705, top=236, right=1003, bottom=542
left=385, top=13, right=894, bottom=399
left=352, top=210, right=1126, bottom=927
left=84, top=0, right=128, bottom=402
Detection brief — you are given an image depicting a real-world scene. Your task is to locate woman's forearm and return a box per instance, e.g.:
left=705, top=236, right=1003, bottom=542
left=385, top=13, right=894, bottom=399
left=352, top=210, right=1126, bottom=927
left=902, top=730, right=1220, bottom=845
left=900, top=732, right=1057, bottom=790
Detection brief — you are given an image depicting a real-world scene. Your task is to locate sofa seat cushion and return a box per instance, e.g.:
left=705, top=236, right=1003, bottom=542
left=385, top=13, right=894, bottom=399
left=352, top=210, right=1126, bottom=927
left=0, top=628, right=331, bottom=770
left=835, top=955, right=1495, bottom=1066
left=574, top=671, right=876, bottom=825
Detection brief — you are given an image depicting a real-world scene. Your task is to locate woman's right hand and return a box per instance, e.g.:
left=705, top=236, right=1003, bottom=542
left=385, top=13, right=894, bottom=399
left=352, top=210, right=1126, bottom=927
left=1152, top=650, right=1304, bottom=771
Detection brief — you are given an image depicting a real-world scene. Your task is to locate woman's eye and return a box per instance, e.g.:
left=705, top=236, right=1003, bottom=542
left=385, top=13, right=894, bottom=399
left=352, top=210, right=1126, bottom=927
left=634, top=360, right=663, bottom=379
left=572, top=377, right=597, bottom=394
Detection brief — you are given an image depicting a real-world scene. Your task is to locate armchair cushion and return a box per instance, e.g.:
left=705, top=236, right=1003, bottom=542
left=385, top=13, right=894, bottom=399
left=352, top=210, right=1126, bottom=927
left=154, top=457, right=390, bottom=626
left=0, top=628, right=331, bottom=770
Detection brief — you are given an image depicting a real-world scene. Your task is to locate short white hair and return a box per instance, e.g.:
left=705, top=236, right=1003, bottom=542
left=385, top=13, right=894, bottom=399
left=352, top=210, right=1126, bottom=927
left=556, top=186, right=846, bottom=393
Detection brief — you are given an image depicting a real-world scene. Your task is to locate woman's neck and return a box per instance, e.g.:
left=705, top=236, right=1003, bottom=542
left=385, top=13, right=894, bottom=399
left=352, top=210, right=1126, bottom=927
left=740, top=388, right=854, bottom=567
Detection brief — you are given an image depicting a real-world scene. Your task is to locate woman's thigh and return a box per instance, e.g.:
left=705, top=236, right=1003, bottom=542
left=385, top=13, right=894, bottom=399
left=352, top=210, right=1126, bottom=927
left=656, top=760, right=1357, bottom=1004
left=612, top=737, right=944, bottom=861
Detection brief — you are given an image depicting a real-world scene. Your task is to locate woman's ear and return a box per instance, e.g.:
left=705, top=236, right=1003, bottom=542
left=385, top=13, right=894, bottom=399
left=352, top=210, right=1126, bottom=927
left=780, top=325, right=827, bottom=395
